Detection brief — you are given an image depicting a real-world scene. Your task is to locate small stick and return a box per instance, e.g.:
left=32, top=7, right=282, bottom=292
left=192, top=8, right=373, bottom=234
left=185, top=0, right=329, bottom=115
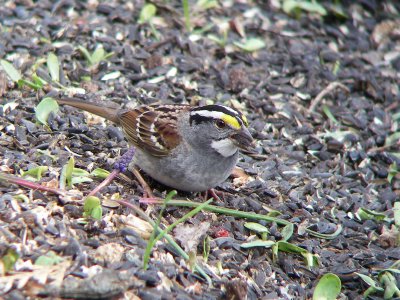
left=0, top=173, right=66, bottom=196
left=309, top=82, right=350, bottom=113
left=87, top=169, right=120, bottom=197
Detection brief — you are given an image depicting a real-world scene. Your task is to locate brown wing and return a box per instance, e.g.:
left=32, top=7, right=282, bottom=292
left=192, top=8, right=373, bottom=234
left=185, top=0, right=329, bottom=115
left=118, top=104, right=190, bottom=157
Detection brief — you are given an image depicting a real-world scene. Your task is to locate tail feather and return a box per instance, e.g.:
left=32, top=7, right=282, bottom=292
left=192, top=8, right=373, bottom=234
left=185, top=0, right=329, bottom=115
left=56, top=98, right=120, bottom=124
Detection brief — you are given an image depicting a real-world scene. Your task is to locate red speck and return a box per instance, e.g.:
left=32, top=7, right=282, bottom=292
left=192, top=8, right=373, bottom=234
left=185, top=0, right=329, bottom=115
left=214, top=228, right=229, bottom=238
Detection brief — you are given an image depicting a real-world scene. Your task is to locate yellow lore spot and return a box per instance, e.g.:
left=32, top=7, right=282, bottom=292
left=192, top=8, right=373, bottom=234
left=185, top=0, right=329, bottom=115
left=241, top=114, right=249, bottom=127
left=222, top=114, right=241, bottom=129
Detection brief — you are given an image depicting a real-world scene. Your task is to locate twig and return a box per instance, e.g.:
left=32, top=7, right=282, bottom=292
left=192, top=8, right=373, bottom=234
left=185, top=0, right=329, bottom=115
left=88, top=169, right=120, bottom=196
left=0, top=173, right=66, bottom=196
left=309, top=82, right=350, bottom=113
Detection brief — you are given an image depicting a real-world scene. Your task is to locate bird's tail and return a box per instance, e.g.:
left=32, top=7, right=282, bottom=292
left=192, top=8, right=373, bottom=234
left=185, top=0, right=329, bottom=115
left=55, top=97, right=120, bottom=124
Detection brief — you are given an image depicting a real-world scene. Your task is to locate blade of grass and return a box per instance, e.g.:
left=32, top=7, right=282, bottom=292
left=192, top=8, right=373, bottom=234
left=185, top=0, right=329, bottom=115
left=146, top=199, right=292, bottom=226
left=143, top=190, right=177, bottom=269
left=182, top=0, right=191, bottom=31
left=322, top=105, right=339, bottom=124
left=305, top=224, right=343, bottom=239
left=77, top=46, right=94, bottom=66
left=144, top=193, right=213, bottom=269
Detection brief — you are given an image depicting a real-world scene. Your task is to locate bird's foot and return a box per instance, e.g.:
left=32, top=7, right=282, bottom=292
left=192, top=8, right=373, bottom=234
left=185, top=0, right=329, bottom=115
left=204, top=189, right=224, bottom=202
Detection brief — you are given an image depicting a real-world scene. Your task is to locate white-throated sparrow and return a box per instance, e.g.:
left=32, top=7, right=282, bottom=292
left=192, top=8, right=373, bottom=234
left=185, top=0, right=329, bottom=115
left=56, top=98, right=254, bottom=192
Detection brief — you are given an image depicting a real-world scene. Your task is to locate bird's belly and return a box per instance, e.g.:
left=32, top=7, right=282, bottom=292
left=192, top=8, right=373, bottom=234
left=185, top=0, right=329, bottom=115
left=130, top=149, right=238, bottom=192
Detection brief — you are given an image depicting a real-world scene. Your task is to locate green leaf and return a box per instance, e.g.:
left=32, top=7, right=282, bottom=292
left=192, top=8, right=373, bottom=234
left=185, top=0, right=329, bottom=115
left=332, top=60, right=341, bottom=76
left=306, top=224, right=343, bottom=239
left=244, top=222, right=269, bottom=234
left=392, top=112, right=400, bottom=121
left=35, top=97, right=59, bottom=126
left=356, top=273, right=384, bottom=293
left=272, top=242, right=279, bottom=261
left=77, top=46, right=93, bottom=65
left=277, top=241, right=307, bottom=254
left=83, top=196, right=100, bottom=213
left=385, top=132, right=400, bottom=148
left=363, top=286, right=381, bottom=298
left=60, top=157, right=75, bottom=189
left=207, top=34, right=227, bottom=47
left=234, top=38, right=266, bottom=52
left=13, top=194, right=30, bottom=203
left=139, top=3, right=157, bottom=24
left=283, top=0, right=327, bottom=16
left=388, top=163, right=399, bottom=183
left=71, top=176, right=93, bottom=185
left=17, top=79, right=42, bottom=90
left=90, top=206, right=103, bottom=220
left=72, top=168, right=90, bottom=177
left=35, top=149, right=58, bottom=162
left=182, top=0, right=191, bottom=31
left=275, top=240, right=320, bottom=266
left=32, top=74, right=47, bottom=87
left=328, top=3, right=348, bottom=19
left=91, top=46, right=106, bottom=65
left=196, top=0, right=218, bottom=10
left=65, top=157, right=74, bottom=188
left=83, top=196, right=102, bottom=220
left=281, top=223, right=294, bottom=241
left=266, top=210, right=282, bottom=217
left=313, top=273, right=341, bottom=300
left=394, top=202, right=400, bottom=227
left=1, top=248, right=19, bottom=272
left=302, top=251, right=319, bottom=268
left=35, top=251, right=63, bottom=266
left=21, top=166, right=48, bottom=181
left=1, top=59, right=22, bottom=82
left=379, top=271, right=400, bottom=299
left=101, top=71, right=121, bottom=81
left=47, top=53, right=60, bottom=82
left=91, top=168, right=110, bottom=179
left=203, top=235, right=210, bottom=262
left=241, top=240, right=275, bottom=249
left=322, top=105, right=339, bottom=124
left=356, top=207, right=387, bottom=222
left=102, top=52, right=114, bottom=61
left=298, top=1, right=327, bottom=15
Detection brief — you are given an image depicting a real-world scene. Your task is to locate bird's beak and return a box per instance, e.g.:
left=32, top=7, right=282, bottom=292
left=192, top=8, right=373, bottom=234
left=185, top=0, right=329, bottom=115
left=230, top=127, right=255, bottom=151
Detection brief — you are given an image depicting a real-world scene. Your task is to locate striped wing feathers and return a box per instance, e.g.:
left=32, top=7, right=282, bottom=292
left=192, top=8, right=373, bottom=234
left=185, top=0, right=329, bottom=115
left=118, top=104, right=189, bottom=157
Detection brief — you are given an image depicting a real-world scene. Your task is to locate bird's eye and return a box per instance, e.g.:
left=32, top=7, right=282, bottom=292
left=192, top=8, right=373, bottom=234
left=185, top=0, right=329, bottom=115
left=215, top=119, right=226, bottom=129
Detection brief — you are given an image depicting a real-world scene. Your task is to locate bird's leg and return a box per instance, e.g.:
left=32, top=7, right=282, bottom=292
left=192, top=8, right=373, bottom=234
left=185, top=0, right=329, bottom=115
left=204, top=189, right=224, bottom=202
left=114, top=147, right=154, bottom=198
left=130, top=167, right=154, bottom=199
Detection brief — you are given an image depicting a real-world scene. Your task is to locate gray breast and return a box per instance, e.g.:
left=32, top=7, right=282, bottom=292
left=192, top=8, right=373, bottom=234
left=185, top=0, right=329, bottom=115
left=130, top=148, right=239, bottom=192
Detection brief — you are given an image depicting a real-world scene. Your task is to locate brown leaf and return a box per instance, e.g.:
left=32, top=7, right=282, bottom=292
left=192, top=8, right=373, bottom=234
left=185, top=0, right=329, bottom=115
left=174, top=222, right=210, bottom=252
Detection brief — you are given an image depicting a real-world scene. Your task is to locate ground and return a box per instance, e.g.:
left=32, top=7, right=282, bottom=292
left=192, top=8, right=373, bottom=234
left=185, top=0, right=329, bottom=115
left=0, top=0, right=400, bottom=299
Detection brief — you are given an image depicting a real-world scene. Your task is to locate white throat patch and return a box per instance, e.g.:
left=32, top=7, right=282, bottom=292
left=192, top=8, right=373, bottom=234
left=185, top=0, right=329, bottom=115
left=211, top=138, right=238, bottom=157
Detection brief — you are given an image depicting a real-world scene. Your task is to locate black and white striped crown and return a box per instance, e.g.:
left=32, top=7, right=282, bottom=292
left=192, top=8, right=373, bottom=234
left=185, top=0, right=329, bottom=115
left=189, top=105, right=248, bottom=129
